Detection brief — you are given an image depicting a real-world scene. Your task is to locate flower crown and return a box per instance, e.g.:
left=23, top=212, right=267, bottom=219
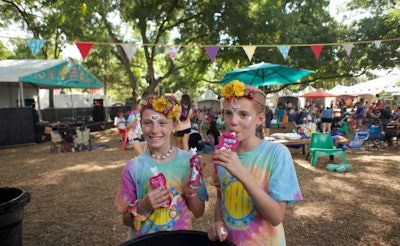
left=140, top=96, right=181, bottom=119
left=221, top=80, right=255, bottom=101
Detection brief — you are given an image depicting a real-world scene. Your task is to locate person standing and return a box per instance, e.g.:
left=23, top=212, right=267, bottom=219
left=207, top=80, right=302, bottom=245
left=175, top=94, right=193, bottom=151
left=115, top=95, right=208, bottom=240
left=116, top=112, right=127, bottom=141
left=264, top=106, right=273, bottom=137
left=321, top=106, right=333, bottom=133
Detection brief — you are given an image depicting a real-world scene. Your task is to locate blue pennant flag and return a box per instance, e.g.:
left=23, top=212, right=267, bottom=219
left=26, top=39, right=46, bottom=56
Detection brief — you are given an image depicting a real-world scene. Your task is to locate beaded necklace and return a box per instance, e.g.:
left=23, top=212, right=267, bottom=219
left=148, top=147, right=173, bottom=159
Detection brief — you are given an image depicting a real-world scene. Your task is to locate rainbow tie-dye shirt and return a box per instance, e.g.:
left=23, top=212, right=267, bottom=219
left=115, top=149, right=208, bottom=238
left=216, top=140, right=303, bottom=246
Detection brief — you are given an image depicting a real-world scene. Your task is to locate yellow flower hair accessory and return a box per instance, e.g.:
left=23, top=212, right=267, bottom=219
left=221, top=80, right=255, bottom=101
left=140, top=96, right=180, bottom=119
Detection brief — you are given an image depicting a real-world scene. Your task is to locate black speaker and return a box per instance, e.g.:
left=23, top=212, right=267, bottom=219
left=93, top=106, right=105, bottom=122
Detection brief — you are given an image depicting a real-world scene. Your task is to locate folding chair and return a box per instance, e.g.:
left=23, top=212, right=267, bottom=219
left=345, top=130, right=369, bottom=153
left=383, top=124, right=398, bottom=147
left=306, top=132, right=348, bottom=167
left=50, top=130, right=62, bottom=152
left=74, top=127, right=91, bottom=151
left=366, top=123, right=385, bottom=149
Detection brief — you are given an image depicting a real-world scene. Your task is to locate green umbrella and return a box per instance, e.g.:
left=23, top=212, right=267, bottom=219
left=220, top=62, right=315, bottom=86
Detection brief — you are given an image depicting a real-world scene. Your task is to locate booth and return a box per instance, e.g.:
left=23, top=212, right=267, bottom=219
left=0, top=59, right=105, bottom=147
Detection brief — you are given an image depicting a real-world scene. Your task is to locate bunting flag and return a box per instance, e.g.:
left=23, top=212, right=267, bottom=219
left=203, top=46, right=220, bottom=62
left=342, top=43, right=354, bottom=57
left=373, top=40, right=382, bottom=48
left=75, top=42, right=94, bottom=59
left=26, top=39, right=45, bottom=56
left=121, top=44, right=138, bottom=60
left=310, top=45, right=324, bottom=60
left=242, top=45, right=256, bottom=61
left=166, top=45, right=181, bottom=61
left=277, top=45, right=291, bottom=60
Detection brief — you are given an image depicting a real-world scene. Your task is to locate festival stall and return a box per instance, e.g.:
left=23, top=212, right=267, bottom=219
left=0, top=59, right=105, bottom=147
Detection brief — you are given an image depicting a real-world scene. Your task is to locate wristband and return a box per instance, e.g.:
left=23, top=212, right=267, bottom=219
left=128, top=200, right=150, bottom=230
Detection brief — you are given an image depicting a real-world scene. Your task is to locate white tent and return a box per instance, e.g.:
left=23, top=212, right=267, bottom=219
left=329, top=74, right=400, bottom=96
left=298, top=85, right=317, bottom=95
left=196, top=89, right=221, bottom=111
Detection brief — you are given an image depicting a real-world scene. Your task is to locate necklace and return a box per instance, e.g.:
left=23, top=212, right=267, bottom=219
left=148, top=147, right=174, bottom=159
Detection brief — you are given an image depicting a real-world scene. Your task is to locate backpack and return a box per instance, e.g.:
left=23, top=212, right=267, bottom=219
left=206, top=133, right=215, bottom=146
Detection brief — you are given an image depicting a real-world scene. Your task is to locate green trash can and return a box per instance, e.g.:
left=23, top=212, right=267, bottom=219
left=0, top=187, right=30, bottom=246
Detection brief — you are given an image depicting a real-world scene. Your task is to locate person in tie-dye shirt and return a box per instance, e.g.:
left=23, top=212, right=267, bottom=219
left=115, top=96, right=208, bottom=241
left=208, top=81, right=303, bottom=246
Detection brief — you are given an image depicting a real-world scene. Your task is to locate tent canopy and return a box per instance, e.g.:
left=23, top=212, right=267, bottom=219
left=0, top=59, right=104, bottom=88
left=197, top=89, right=219, bottom=102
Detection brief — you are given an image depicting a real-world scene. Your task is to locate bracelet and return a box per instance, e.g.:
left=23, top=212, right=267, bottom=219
left=215, top=220, right=225, bottom=225
left=128, top=200, right=150, bottom=230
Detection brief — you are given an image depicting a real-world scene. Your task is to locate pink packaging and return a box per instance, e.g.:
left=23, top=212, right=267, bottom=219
left=149, top=167, right=171, bottom=206
left=212, top=132, right=239, bottom=186
left=189, top=148, right=202, bottom=189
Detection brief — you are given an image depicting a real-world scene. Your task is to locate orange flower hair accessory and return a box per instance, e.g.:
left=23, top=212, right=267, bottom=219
left=140, top=96, right=180, bottom=119
left=221, top=80, right=255, bottom=101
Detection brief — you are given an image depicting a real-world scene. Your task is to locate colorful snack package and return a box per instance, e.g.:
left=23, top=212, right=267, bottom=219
left=149, top=167, right=171, bottom=206
left=189, top=148, right=202, bottom=189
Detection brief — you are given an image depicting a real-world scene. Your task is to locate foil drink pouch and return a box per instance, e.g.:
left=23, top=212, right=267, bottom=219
left=149, top=167, right=171, bottom=206
left=189, top=148, right=202, bottom=189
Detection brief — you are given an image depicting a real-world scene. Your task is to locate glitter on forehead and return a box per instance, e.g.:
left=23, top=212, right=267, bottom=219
left=150, top=114, right=160, bottom=121
left=232, top=104, right=240, bottom=112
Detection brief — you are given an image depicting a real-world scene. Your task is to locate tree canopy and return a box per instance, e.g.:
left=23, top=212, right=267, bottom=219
left=1, top=0, right=399, bottom=105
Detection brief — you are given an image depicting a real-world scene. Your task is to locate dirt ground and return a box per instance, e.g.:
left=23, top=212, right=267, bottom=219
left=0, top=126, right=399, bottom=246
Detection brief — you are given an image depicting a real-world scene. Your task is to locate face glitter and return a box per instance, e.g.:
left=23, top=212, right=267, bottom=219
left=150, top=114, right=160, bottom=121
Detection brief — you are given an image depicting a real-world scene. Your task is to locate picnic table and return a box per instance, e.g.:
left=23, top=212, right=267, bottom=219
left=276, top=138, right=310, bottom=155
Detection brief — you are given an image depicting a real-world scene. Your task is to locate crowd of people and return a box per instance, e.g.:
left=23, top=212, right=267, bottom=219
left=273, top=97, right=400, bottom=150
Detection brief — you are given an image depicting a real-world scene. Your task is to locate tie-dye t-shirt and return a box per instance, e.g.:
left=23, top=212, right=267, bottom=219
left=215, top=140, right=303, bottom=246
left=115, top=148, right=208, bottom=238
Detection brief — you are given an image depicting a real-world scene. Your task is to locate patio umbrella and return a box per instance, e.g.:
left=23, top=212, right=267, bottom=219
left=300, top=90, right=337, bottom=98
left=220, top=62, right=315, bottom=86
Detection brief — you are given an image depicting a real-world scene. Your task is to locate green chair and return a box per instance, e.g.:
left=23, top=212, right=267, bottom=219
left=305, top=132, right=348, bottom=167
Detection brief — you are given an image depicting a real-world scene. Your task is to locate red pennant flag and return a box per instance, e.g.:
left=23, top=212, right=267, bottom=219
left=310, top=45, right=324, bottom=60
left=75, top=42, right=94, bottom=59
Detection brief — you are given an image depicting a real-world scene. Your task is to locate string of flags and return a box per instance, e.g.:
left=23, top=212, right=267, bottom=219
left=2, top=35, right=399, bottom=62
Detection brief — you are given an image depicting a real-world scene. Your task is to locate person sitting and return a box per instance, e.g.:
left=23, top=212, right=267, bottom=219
left=288, top=126, right=309, bottom=149
left=203, top=120, right=220, bottom=153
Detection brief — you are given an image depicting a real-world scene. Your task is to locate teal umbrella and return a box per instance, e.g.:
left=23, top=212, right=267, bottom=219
left=220, top=62, right=315, bottom=86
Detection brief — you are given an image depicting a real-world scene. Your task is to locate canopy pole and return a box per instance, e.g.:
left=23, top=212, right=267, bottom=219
left=36, top=87, right=43, bottom=121
left=19, top=80, right=25, bottom=107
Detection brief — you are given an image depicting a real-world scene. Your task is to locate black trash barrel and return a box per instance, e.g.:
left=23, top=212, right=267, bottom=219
left=0, top=187, right=31, bottom=246
left=120, top=230, right=236, bottom=246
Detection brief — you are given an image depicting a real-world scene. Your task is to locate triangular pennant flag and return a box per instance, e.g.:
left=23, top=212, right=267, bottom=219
left=242, top=45, right=256, bottom=61
left=373, top=40, right=382, bottom=48
left=26, top=39, right=45, bottom=56
left=277, top=45, right=291, bottom=60
left=121, top=44, right=138, bottom=60
left=75, top=42, right=94, bottom=59
left=166, top=45, right=181, bottom=61
left=310, top=45, right=324, bottom=60
left=342, top=43, right=353, bottom=57
left=203, top=46, right=220, bottom=62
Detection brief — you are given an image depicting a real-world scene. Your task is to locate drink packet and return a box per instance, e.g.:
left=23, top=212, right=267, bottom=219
left=189, top=148, right=202, bottom=189
left=149, top=167, right=171, bottom=206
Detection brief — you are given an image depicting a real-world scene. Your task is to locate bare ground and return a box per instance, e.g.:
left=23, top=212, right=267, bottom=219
left=0, top=127, right=399, bottom=246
